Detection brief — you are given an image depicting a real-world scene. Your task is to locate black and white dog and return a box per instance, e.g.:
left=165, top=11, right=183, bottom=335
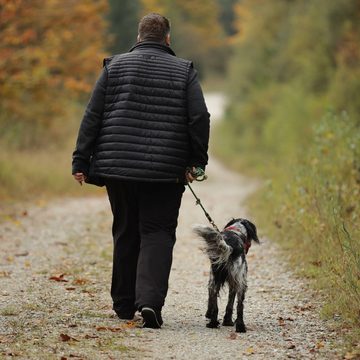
left=194, top=218, right=259, bottom=333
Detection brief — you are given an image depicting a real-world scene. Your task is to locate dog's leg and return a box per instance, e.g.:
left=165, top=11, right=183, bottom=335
left=205, top=273, right=220, bottom=328
left=222, top=288, right=236, bottom=326
left=235, top=290, right=246, bottom=333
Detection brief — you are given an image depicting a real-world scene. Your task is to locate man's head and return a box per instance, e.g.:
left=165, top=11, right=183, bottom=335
left=137, top=13, right=170, bottom=46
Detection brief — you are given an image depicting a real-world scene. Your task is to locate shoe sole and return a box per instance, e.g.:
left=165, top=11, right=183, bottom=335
left=141, top=307, right=161, bottom=329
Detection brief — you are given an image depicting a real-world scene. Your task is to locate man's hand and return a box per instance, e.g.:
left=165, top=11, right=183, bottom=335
left=185, top=167, right=197, bottom=183
left=73, top=172, right=86, bottom=186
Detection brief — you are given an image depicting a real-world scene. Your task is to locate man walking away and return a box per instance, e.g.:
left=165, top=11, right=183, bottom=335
left=72, top=13, right=210, bottom=328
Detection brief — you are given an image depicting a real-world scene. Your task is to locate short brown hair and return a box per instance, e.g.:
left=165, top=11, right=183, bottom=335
left=138, top=13, right=170, bottom=43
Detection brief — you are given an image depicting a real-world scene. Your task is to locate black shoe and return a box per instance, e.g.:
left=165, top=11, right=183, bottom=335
left=141, top=307, right=163, bottom=329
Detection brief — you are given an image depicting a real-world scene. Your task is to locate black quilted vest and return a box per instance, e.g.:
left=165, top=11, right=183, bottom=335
left=91, top=42, right=192, bottom=183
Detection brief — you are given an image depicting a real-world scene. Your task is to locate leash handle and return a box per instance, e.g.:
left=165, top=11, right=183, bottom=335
left=186, top=167, right=208, bottom=182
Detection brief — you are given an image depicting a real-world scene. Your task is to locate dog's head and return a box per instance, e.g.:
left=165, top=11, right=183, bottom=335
left=224, top=218, right=260, bottom=245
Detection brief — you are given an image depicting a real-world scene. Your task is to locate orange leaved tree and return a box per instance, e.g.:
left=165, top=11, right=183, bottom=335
left=0, top=0, right=108, bottom=148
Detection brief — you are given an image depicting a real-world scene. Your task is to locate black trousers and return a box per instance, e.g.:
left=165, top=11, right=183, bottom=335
left=105, top=178, right=185, bottom=316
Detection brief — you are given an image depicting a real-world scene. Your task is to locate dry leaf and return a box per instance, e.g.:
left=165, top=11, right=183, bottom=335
left=246, top=347, right=255, bottom=354
left=60, top=333, right=78, bottom=342
left=95, top=326, right=107, bottom=331
left=294, top=304, right=314, bottom=312
left=123, top=321, right=136, bottom=329
left=65, top=287, right=76, bottom=291
left=228, top=332, right=237, bottom=340
left=96, top=326, right=123, bottom=333
left=49, top=274, right=68, bottom=282
left=316, top=341, right=324, bottom=349
left=73, top=278, right=89, bottom=285
left=0, top=271, right=11, bottom=278
left=15, top=251, right=29, bottom=257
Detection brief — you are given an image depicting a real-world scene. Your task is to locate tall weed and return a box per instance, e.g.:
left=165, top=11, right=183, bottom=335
left=251, top=111, right=360, bottom=327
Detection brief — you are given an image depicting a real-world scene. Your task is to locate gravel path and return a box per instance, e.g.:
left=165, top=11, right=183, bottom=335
left=0, top=93, right=340, bottom=359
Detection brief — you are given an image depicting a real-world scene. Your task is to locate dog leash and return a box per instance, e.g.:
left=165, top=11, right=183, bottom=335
left=186, top=168, right=220, bottom=232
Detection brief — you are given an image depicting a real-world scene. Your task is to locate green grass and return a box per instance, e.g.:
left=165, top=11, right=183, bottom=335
left=213, top=111, right=360, bottom=352
left=0, top=104, right=105, bottom=213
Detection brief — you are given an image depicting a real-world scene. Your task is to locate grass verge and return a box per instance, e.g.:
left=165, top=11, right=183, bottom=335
left=213, top=111, right=360, bottom=354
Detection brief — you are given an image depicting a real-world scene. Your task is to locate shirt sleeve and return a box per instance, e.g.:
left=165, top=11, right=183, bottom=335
left=72, top=67, right=107, bottom=175
left=186, top=65, right=210, bottom=170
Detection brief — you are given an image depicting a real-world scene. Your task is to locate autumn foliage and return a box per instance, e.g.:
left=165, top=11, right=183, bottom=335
left=0, top=0, right=108, bottom=148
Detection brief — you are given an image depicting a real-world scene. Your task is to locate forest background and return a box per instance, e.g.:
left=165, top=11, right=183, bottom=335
left=0, top=0, right=359, bottom=352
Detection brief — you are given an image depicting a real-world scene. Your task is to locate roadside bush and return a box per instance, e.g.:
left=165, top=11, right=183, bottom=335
left=256, top=111, right=360, bottom=327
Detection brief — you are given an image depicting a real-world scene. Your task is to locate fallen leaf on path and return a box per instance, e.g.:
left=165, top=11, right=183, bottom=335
left=73, top=278, right=90, bottom=285
left=245, top=347, right=255, bottom=354
left=96, top=326, right=123, bottom=332
left=81, top=289, right=95, bottom=297
left=60, top=333, right=79, bottom=342
left=49, top=274, right=68, bottom=282
left=65, top=287, right=76, bottom=291
left=69, top=353, right=84, bottom=358
left=123, top=321, right=136, bottom=329
left=15, top=251, right=29, bottom=257
left=228, top=332, right=237, bottom=340
left=278, top=317, right=286, bottom=326
left=0, top=271, right=11, bottom=278
left=294, top=304, right=314, bottom=312
left=316, top=341, right=324, bottom=349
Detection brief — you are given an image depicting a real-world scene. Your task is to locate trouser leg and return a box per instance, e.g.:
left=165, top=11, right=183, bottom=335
left=135, top=183, right=185, bottom=310
left=105, top=179, right=140, bottom=316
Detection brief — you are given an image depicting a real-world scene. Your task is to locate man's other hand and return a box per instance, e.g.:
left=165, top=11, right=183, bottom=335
left=73, top=172, right=86, bottom=186
left=185, top=167, right=196, bottom=183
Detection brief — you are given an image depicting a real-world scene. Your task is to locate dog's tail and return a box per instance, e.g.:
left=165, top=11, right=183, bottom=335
left=193, top=225, right=232, bottom=265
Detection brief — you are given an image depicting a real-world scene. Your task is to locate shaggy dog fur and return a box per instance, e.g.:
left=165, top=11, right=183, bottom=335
left=194, top=218, right=259, bottom=333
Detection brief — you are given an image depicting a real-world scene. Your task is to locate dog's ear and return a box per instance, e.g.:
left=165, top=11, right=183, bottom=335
left=224, top=218, right=236, bottom=228
left=193, top=225, right=219, bottom=242
left=241, top=219, right=259, bottom=243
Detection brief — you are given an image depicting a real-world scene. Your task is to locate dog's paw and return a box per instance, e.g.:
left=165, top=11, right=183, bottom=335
left=235, top=323, right=246, bottom=333
left=206, top=320, right=220, bottom=328
left=222, top=318, right=234, bottom=326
